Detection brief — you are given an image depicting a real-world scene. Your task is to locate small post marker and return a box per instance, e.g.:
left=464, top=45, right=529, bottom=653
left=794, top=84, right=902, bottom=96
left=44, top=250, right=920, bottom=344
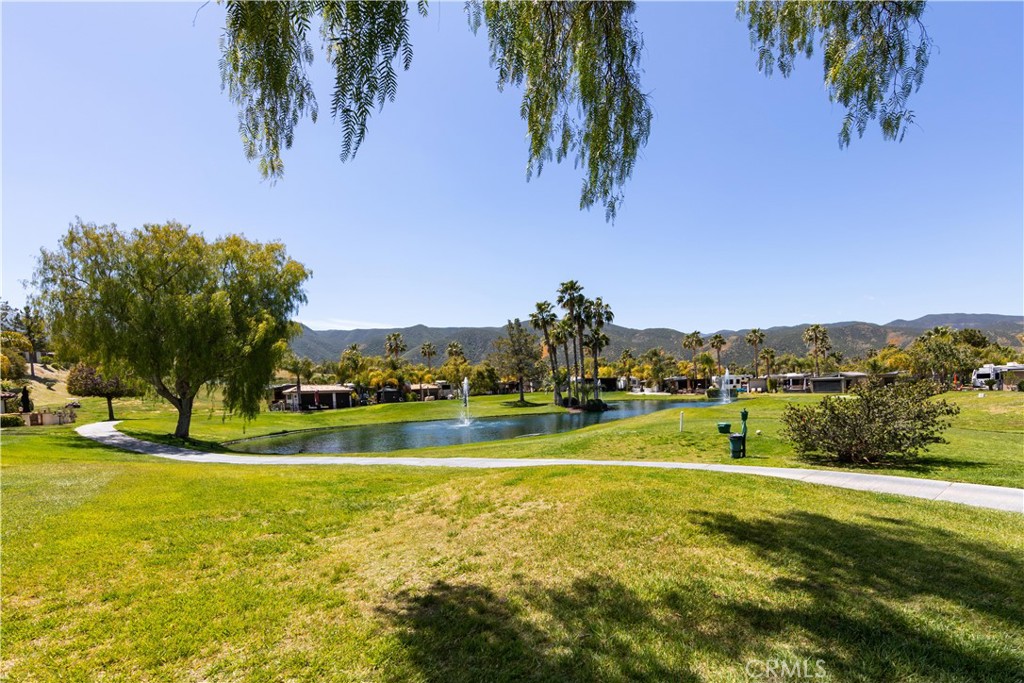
left=679, top=411, right=684, bottom=432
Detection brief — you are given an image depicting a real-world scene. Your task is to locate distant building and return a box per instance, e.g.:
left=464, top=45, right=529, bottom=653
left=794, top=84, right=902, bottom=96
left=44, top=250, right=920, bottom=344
left=282, top=384, right=355, bottom=410
left=807, top=372, right=868, bottom=394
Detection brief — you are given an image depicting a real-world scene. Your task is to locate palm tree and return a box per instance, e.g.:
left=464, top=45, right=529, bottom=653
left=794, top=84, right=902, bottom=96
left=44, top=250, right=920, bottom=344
left=280, top=351, right=314, bottom=410
left=802, top=324, right=831, bottom=376
left=619, top=348, right=636, bottom=393
left=708, top=333, right=726, bottom=376
left=682, top=331, right=703, bottom=393
left=587, top=297, right=614, bottom=400
left=696, top=352, right=716, bottom=385
left=385, top=332, right=407, bottom=362
left=584, top=330, right=610, bottom=401
left=420, top=341, right=436, bottom=374
left=446, top=341, right=464, bottom=360
left=556, top=281, right=585, bottom=402
left=745, top=328, right=766, bottom=377
left=760, top=347, right=776, bottom=390
left=551, top=319, right=573, bottom=403
left=529, top=301, right=562, bottom=406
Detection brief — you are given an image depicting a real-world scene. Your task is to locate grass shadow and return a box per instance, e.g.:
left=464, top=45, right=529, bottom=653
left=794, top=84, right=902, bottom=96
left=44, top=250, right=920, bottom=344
left=499, top=397, right=548, bottom=409
left=796, top=452, right=993, bottom=476
left=115, top=428, right=229, bottom=454
left=690, top=510, right=1024, bottom=681
left=381, top=577, right=701, bottom=682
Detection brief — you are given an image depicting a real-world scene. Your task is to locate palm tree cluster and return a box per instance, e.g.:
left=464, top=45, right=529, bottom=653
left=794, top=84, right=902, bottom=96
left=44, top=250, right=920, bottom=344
left=278, top=333, right=504, bottom=405
left=529, top=281, right=614, bottom=408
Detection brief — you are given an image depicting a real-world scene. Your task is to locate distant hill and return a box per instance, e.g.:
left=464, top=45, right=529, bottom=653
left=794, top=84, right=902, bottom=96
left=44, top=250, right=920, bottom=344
left=291, top=313, right=1024, bottom=366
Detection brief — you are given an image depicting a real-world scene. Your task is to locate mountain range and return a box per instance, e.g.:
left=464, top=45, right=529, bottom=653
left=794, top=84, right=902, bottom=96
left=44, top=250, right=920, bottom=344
left=290, top=313, right=1024, bottom=366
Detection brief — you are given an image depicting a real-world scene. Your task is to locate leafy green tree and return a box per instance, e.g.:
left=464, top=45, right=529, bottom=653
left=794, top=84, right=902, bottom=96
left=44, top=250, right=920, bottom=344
left=640, top=347, right=673, bottom=391
left=745, top=328, right=766, bottom=377
left=802, top=324, right=831, bottom=376
left=781, top=379, right=959, bottom=464
left=682, top=331, right=703, bottom=392
left=11, top=304, right=47, bottom=378
left=708, top=333, right=726, bottom=376
left=529, top=301, right=562, bottom=406
left=953, top=328, right=990, bottom=350
left=492, top=319, right=542, bottom=404
left=469, top=362, right=500, bottom=396
left=908, top=327, right=979, bottom=385
left=66, top=363, right=142, bottom=421
left=220, top=1, right=932, bottom=221
left=35, top=220, right=309, bottom=439
left=0, top=330, right=30, bottom=381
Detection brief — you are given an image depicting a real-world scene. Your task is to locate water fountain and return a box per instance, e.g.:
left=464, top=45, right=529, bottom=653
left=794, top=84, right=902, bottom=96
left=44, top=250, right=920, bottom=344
left=458, top=377, right=471, bottom=426
left=719, top=369, right=733, bottom=405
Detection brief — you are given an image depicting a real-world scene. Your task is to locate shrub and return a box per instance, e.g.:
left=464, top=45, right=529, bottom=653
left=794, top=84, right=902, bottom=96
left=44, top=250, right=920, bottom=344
left=1, top=415, right=24, bottom=428
left=781, top=379, right=960, bottom=464
left=705, top=388, right=720, bottom=399
left=1018, top=381, right=1024, bottom=392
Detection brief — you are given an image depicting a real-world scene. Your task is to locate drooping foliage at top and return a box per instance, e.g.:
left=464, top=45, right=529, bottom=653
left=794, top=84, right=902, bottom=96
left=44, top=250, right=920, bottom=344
left=220, top=0, right=426, bottom=178
left=220, top=1, right=931, bottom=221
left=738, top=1, right=931, bottom=147
left=468, top=1, right=652, bottom=222
left=220, top=0, right=650, bottom=222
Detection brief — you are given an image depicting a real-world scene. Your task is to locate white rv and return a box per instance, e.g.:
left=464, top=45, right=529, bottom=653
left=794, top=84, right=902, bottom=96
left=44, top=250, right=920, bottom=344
left=970, top=363, right=1024, bottom=389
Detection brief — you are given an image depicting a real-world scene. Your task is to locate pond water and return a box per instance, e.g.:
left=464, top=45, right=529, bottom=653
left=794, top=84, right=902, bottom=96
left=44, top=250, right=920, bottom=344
left=231, top=400, right=712, bottom=455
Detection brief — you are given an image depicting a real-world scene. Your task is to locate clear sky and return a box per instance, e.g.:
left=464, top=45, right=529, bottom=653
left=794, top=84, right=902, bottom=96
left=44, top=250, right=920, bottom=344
left=3, top=2, right=1022, bottom=332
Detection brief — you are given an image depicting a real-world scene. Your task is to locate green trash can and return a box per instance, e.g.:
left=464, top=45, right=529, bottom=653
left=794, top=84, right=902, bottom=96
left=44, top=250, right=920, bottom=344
left=717, top=422, right=732, bottom=434
left=729, top=434, right=744, bottom=458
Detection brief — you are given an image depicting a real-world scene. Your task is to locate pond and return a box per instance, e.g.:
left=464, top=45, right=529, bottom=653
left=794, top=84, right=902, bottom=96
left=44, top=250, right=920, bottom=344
left=231, top=400, right=713, bottom=455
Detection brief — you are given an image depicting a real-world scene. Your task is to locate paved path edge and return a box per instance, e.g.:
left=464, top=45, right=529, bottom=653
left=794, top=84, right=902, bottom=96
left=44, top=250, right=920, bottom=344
left=75, top=421, right=1024, bottom=513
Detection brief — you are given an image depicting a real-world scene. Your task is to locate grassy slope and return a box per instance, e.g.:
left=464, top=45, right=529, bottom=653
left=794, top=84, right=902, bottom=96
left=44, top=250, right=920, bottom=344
left=2, top=423, right=1023, bottom=682
left=106, top=390, right=1024, bottom=488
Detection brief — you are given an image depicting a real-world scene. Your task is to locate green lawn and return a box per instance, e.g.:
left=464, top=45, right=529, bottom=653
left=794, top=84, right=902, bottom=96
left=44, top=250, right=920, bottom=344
left=2, top=390, right=1022, bottom=681
left=103, top=389, right=1024, bottom=488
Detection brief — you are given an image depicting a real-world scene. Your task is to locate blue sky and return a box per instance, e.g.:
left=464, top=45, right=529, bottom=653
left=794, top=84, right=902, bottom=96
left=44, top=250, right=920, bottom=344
left=3, top=2, right=1022, bottom=332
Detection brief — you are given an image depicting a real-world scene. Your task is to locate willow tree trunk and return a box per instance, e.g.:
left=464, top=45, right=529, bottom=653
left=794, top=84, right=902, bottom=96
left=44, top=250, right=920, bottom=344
left=105, top=396, right=115, bottom=421
left=174, top=396, right=194, bottom=439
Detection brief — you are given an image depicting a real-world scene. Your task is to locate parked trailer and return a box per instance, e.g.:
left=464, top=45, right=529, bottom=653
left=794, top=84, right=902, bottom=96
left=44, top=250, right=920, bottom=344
left=970, top=363, right=1024, bottom=389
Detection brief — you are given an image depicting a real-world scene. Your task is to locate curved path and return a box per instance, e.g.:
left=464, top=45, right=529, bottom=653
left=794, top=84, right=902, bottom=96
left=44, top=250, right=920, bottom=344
left=76, top=421, right=1023, bottom=513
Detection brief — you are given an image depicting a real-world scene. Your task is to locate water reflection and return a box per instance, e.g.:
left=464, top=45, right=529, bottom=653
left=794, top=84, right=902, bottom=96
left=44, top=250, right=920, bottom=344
left=232, top=400, right=710, bottom=455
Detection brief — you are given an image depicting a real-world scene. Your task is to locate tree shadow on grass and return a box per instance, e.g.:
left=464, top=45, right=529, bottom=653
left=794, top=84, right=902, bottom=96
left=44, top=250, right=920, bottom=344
left=500, top=400, right=547, bottom=408
left=795, top=452, right=992, bottom=477
left=381, top=577, right=702, bottom=683
left=689, top=510, right=1024, bottom=681
left=115, top=428, right=229, bottom=454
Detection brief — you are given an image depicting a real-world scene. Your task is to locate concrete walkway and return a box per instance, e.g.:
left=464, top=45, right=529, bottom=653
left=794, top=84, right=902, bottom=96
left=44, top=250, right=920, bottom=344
left=76, top=421, right=1023, bottom=513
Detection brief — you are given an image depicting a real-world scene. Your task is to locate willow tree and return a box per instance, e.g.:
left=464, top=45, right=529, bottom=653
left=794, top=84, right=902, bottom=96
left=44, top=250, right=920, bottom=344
left=219, top=1, right=929, bottom=221
left=35, top=220, right=310, bottom=439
